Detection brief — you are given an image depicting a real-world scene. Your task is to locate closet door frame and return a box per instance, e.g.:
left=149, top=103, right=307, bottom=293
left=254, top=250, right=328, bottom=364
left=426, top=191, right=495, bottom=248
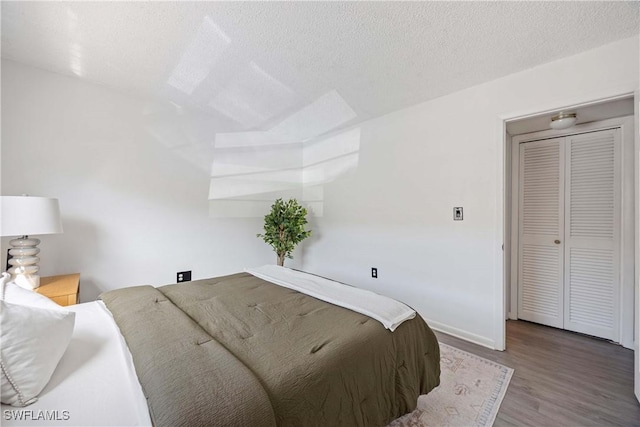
left=510, top=116, right=634, bottom=347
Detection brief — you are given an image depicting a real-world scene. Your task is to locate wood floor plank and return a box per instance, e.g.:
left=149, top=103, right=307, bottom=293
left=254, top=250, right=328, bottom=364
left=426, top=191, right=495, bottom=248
left=433, top=320, right=640, bottom=426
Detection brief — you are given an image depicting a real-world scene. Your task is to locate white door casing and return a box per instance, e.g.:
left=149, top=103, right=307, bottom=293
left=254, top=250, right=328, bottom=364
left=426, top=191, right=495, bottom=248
left=634, top=95, right=639, bottom=403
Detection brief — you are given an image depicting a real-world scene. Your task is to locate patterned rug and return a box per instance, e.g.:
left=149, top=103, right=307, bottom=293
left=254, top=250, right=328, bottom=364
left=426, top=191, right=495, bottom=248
left=389, top=343, right=514, bottom=427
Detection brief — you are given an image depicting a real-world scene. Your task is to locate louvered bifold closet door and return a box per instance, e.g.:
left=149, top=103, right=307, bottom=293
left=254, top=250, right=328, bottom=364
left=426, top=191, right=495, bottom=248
left=518, top=138, right=565, bottom=328
left=563, top=129, right=621, bottom=340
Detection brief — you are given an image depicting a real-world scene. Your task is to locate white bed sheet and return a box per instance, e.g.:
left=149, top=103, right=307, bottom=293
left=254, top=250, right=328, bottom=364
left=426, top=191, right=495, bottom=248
left=2, top=301, right=152, bottom=426
left=246, top=265, right=416, bottom=331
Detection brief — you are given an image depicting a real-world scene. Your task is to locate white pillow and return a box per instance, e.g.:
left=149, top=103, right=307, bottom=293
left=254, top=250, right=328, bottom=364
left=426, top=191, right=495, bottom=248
left=0, top=300, right=75, bottom=406
left=0, top=272, right=76, bottom=407
left=1, top=274, right=62, bottom=311
left=0, top=272, right=10, bottom=299
left=0, top=272, right=67, bottom=312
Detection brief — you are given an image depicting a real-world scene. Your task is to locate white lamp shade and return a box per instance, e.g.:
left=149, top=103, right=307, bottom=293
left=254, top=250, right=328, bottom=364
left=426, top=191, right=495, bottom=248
left=1, top=196, right=63, bottom=237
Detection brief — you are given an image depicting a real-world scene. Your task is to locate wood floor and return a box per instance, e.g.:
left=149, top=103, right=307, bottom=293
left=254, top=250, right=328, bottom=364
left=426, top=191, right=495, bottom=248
left=434, top=320, right=640, bottom=427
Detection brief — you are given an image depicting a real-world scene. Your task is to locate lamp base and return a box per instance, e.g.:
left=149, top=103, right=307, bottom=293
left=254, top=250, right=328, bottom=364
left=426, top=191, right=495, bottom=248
left=7, top=236, right=41, bottom=290
left=12, top=274, right=40, bottom=290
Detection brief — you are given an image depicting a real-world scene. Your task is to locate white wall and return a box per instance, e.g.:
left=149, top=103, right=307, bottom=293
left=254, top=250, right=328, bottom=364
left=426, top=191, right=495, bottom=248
left=1, top=59, right=275, bottom=301
left=2, top=37, right=638, bottom=348
left=296, top=36, right=639, bottom=348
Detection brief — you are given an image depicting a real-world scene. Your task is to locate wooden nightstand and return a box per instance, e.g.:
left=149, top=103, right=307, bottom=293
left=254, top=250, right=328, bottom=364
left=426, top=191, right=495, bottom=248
left=36, top=273, right=80, bottom=306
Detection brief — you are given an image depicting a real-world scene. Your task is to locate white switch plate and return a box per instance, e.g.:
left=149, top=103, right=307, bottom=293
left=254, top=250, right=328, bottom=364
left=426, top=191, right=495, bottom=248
left=453, top=207, right=463, bottom=220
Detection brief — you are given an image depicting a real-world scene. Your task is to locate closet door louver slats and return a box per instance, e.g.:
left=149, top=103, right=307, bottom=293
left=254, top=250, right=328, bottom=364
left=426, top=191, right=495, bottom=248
left=569, top=135, right=615, bottom=239
left=563, top=130, right=620, bottom=340
left=569, top=249, right=614, bottom=328
left=517, top=128, right=621, bottom=341
left=517, top=139, right=564, bottom=328
left=521, top=245, right=562, bottom=318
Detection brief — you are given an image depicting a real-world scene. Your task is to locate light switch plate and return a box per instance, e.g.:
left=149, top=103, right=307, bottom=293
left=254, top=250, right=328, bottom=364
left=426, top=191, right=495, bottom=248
left=454, top=207, right=463, bottom=220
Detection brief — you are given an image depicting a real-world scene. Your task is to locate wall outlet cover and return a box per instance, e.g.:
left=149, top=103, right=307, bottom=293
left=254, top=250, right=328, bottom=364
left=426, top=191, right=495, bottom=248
left=177, top=270, right=192, bottom=282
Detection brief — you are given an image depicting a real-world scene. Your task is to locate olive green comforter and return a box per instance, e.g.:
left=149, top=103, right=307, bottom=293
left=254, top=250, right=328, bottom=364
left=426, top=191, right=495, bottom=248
left=101, top=272, right=440, bottom=426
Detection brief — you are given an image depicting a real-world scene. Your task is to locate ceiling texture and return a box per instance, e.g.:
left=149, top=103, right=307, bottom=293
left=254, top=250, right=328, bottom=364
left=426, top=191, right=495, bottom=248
left=2, top=1, right=639, bottom=138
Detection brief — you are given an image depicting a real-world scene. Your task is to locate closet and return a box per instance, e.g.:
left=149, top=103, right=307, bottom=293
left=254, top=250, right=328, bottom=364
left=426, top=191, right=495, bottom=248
left=516, top=127, right=621, bottom=341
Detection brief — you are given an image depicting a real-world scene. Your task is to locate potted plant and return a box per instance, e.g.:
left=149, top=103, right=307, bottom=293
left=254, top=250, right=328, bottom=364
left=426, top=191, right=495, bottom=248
left=257, top=198, right=312, bottom=266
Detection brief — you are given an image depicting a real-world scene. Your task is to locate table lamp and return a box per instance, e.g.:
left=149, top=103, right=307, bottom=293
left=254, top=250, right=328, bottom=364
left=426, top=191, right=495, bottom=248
left=1, top=195, right=63, bottom=290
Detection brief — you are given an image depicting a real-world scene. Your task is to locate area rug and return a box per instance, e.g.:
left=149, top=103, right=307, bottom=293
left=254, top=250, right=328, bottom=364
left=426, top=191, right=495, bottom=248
left=389, top=343, right=514, bottom=427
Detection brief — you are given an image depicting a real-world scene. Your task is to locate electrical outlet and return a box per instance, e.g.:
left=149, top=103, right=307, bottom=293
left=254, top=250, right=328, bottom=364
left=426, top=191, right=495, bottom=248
left=371, top=268, right=378, bottom=278
left=177, top=271, right=191, bottom=283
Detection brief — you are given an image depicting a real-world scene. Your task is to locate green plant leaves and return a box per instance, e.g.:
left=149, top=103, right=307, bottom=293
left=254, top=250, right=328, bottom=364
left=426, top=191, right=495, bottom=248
left=257, top=198, right=312, bottom=266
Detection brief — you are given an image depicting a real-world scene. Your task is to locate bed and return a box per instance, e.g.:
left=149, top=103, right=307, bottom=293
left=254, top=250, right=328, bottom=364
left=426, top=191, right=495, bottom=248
left=1, top=297, right=151, bottom=426
left=1, top=266, right=440, bottom=426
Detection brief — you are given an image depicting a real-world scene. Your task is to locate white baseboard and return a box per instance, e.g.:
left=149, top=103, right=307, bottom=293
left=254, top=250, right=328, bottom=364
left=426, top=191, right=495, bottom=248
left=425, top=318, right=497, bottom=350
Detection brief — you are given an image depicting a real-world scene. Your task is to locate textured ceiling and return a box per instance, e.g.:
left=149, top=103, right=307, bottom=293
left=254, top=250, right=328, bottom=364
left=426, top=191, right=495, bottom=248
left=2, top=1, right=639, bottom=136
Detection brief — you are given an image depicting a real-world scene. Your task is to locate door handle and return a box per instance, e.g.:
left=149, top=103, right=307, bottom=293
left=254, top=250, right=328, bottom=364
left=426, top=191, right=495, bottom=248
left=554, top=239, right=561, bottom=244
